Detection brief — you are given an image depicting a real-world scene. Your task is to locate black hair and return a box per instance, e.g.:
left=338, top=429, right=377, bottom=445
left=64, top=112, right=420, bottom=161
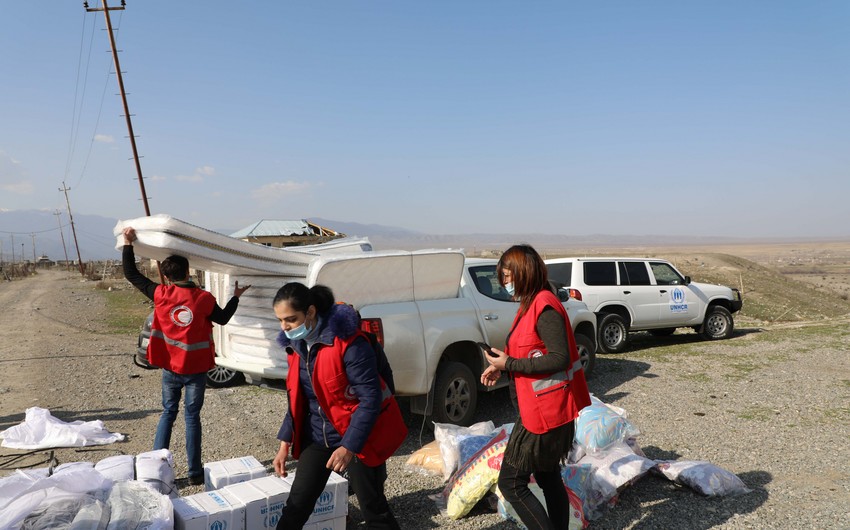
left=272, top=282, right=335, bottom=315
left=160, top=255, right=190, bottom=282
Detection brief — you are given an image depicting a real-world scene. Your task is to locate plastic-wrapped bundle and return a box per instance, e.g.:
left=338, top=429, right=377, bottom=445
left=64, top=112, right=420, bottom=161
left=105, top=481, right=173, bottom=530
left=135, top=449, right=177, bottom=498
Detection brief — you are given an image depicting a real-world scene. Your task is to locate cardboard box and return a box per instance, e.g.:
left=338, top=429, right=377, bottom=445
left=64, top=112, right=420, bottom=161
left=303, top=515, right=347, bottom=530
left=219, top=471, right=348, bottom=528
left=173, top=489, right=246, bottom=530
left=284, top=470, right=348, bottom=524
left=204, top=455, right=268, bottom=491
left=223, top=475, right=290, bottom=529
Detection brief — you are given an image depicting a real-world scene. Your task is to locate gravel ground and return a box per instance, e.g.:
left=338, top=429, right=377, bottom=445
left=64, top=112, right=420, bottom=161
left=1, top=270, right=849, bottom=528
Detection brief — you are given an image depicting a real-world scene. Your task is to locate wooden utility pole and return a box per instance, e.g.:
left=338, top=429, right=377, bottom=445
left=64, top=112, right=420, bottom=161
left=60, top=182, right=86, bottom=276
left=84, top=0, right=152, bottom=216
left=54, top=210, right=71, bottom=271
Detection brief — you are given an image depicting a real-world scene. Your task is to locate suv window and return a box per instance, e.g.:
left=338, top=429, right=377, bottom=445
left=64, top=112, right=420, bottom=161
left=650, top=261, right=685, bottom=285
left=621, top=261, right=651, bottom=286
left=547, top=262, right=573, bottom=287
left=469, top=265, right=512, bottom=301
left=583, top=261, right=617, bottom=286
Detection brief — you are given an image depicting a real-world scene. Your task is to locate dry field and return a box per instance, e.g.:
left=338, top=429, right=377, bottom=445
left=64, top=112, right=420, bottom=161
left=2, top=240, right=849, bottom=529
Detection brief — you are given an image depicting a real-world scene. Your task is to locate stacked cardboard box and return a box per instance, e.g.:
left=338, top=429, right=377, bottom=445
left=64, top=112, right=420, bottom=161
left=174, top=467, right=347, bottom=530
left=203, top=455, right=268, bottom=491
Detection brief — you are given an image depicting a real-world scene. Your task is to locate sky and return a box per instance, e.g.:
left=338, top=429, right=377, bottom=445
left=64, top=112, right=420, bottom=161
left=2, top=1, right=849, bottom=239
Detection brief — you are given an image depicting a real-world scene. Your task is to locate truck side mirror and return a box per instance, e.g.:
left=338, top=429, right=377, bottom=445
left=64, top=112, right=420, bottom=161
left=684, top=275, right=691, bottom=285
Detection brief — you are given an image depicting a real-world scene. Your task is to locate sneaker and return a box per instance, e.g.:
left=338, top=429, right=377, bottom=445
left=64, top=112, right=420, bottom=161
left=188, top=475, right=204, bottom=486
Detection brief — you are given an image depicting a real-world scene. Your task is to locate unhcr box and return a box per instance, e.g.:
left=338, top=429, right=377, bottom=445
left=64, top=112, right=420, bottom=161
left=284, top=470, right=348, bottom=524
left=173, top=489, right=246, bottom=530
left=221, top=472, right=348, bottom=528
left=223, top=475, right=290, bottom=529
left=204, top=455, right=267, bottom=491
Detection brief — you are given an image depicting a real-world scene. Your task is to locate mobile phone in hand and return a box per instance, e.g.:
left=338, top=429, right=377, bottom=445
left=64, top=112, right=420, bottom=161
left=477, top=342, right=498, bottom=358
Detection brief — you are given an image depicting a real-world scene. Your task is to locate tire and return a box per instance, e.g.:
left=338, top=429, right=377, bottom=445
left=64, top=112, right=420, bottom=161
left=574, top=332, right=596, bottom=377
left=206, top=365, right=244, bottom=388
left=598, top=313, right=628, bottom=353
left=701, top=306, right=734, bottom=340
left=649, top=328, right=676, bottom=337
left=431, top=361, right=478, bottom=426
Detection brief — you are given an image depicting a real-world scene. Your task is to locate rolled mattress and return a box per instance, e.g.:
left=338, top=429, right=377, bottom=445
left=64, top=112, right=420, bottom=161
left=113, top=214, right=371, bottom=275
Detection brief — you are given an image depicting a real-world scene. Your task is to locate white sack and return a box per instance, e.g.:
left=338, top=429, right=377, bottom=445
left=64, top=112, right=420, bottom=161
left=0, top=407, right=125, bottom=450
left=95, top=455, right=136, bottom=482
left=135, top=449, right=177, bottom=498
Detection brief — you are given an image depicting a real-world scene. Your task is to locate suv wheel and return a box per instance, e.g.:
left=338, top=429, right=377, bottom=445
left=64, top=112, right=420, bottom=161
left=574, top=333, right=596, bottom=377
left=702, top=306, right=734, bottom=340
left=206, top=365, right=244, bottom=388
left=431, top=361, right=477, bottom=426
left=598, top=313, right=628, bottom=353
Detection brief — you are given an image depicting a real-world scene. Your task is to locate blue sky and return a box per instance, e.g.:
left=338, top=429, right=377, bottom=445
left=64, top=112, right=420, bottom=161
left=2, top=1, right=849, bottom=238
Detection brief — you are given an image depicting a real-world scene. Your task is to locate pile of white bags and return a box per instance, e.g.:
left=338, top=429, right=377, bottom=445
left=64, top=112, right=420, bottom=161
left=410, top=394, right=751, bottom=527
left=0, top=450, right=176, bottom=529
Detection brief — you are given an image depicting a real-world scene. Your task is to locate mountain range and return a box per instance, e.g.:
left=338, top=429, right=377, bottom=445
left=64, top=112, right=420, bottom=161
left=0, top=209, right=823, bottom=263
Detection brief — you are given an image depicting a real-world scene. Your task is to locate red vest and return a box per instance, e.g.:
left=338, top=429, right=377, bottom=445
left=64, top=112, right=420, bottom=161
left=286, top=332, right=408, bottom=467
left=148, top=284, right=217, bottom=375
left=506, top=290, right=592, bottom=434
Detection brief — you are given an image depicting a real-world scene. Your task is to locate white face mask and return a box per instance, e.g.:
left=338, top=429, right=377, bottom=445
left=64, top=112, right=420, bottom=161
left=284, top=319, right=312, bottom=340
left=504, top=282, right=515, bottom=297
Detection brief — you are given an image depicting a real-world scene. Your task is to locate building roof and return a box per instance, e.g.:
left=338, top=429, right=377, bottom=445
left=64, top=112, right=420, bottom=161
left=229, top=220, right=341, bottom=239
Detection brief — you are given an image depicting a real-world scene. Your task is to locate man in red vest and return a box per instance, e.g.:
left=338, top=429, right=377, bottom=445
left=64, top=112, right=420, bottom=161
left=122, top=227, right=250, bottom=485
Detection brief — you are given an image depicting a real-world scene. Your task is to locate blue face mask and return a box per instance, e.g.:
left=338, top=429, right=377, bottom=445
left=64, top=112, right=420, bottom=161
left=504, top=282, right=515, bottom=297
left=285, top=320, right=312, bottom=340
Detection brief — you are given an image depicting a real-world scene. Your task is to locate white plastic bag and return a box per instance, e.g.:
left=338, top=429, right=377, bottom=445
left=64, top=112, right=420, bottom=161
left=0, top=407, right=125, bottom=450
left=655, top=460, right=752, bottom=496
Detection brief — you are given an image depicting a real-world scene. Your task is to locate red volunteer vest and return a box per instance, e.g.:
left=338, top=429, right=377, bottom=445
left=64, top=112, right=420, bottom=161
left=148, top=284, right=217, bottom=375
left=286, top=331, right=408, bottom=467
left=506, top=289, right=592, bottom=434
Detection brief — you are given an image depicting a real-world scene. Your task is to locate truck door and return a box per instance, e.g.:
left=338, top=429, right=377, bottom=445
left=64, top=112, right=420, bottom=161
left=618, top=261, right=661, bottom=328
left=465, top=264, right=517, bottom=351
left=649, top=261, right=701, bottom=324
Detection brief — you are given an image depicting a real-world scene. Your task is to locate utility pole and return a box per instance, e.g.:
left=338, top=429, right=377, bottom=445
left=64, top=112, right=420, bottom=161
left=54, top=210, right=71, bottom=271
left=84, top=0, right=152, bottom=216
left=60, top=181, right=86, bottom=276
left=31, top=233, right=36, bottom=262
left=11, top=234, right=14, bottom=263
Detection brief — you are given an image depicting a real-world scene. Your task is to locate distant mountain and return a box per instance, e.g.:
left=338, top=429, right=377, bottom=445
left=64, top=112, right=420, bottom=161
left=0, top=210, right=121, bottom=262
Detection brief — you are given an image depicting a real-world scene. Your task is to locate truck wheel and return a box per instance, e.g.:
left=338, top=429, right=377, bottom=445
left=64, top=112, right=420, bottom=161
left=702, top=306, right=734, bottom=340
left=432, top=361, right=477, bottom=426
left=206, top=365, right=244, bottom=388
left=598, top=313, right=628, bottom=353
left=574, top=333, right=596, bottom=377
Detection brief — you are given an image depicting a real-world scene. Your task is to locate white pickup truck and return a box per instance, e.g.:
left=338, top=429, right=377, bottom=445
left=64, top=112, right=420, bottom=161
left=118, top=215, right=596, bottom=426
left=207, top=252, right=598, bottom=426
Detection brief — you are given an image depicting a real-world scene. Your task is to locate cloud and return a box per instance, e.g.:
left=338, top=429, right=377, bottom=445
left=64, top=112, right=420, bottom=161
left=0, top=151, right=33, bottom=195
left=150, top=174, right=167, bottom=182
left=250, top=180, right=312, bottom=201
left=174, top=166, right=216, bottom=183
left=94, top=134, right=114, bottom=143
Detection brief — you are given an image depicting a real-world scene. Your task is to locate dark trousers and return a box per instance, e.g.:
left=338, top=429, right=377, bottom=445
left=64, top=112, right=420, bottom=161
left=276, top=443, right=400, bottom=530
left=497, top=459, right=570, bottom=530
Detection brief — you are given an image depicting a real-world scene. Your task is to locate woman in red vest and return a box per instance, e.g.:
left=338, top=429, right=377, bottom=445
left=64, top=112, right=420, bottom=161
left=272, top=282, right=406, bottom=529
left=481, top=244, right=592, bottom=530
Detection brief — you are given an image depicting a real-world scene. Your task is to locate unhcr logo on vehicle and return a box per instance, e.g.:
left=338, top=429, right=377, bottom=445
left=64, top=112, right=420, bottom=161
left=313, top=490, right=335, bottom=515
left=211, top=520, right=226, bottom=530
left=670, top=288, right=688, bottom=313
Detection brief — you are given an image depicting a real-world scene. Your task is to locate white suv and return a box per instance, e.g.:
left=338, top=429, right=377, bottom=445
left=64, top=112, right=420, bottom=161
left=545, top=257, right=743, bottom=353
